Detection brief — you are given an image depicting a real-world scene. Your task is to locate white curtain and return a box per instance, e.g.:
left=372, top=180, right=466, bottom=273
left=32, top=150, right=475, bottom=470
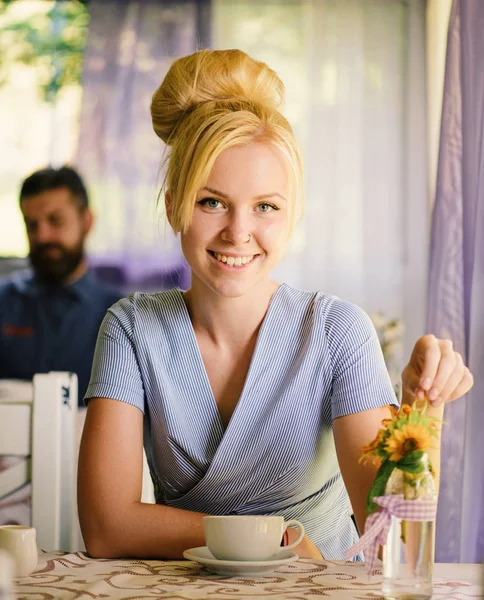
left=76, top=1, right=211, bottom=289
left=214, top=0, right=428, bottom=372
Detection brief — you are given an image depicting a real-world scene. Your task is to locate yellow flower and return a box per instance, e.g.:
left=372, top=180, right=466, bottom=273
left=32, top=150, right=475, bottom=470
left=359, top=427, right=388, bottom=466
left=400, top=404, right=413, bottom=417
left=384, top=423, right=433, bottom=462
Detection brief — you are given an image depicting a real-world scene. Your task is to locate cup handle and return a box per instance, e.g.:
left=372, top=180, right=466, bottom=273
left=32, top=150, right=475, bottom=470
left=282, top=519, right=305, bottom=550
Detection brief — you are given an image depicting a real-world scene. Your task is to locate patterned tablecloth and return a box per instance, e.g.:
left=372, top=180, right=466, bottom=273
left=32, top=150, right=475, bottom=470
left=13, top=552, right=483, bottom=599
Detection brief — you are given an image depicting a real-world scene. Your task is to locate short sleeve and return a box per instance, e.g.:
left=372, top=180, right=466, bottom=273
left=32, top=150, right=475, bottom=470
left=85, top=296, right=145, bottom=412
left=325, top=298, right=398, bottom=420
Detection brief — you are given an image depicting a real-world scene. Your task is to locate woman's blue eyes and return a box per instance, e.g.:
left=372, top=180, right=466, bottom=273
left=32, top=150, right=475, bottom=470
left=198, top=198, right=278, bottom=212
left=206, top=199, right=221, bottom=208
left=198, top=198, right=221, bottom=209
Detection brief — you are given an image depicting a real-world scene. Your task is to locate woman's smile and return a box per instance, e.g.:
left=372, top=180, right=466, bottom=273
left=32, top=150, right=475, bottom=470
left=208, top=250, right=259, bottom=269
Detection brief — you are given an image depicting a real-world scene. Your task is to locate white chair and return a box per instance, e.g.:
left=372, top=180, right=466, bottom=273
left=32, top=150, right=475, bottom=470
left=0, top=372, right=79, bottom=551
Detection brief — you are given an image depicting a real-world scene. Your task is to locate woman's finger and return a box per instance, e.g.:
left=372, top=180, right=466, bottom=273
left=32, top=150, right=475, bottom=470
left=413, top=335, right=442, bottom=392
left=432, top=352, right=465, bottom=406
left=402, top=335, right=439, bottom=394
left=448, top=367, right=474, bottom=402
left=423, top=339, right=456, bottom=403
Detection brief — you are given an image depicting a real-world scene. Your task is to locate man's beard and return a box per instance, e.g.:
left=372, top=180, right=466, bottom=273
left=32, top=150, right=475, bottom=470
left=29, top=242, right=85, bottom=284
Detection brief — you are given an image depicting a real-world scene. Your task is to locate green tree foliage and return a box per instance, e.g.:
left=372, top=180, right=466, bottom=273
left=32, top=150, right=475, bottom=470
left=0, top=0, right=89, bottom=101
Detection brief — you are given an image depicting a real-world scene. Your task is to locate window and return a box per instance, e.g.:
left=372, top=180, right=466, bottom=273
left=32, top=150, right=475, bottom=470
left=0, top=0, right=88, bottom=256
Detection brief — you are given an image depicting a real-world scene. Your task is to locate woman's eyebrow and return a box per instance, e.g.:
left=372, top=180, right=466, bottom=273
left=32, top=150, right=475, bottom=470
left=201, top=187, right=229, bottom=198
left=254, top=193, right=287, bottom=202
left=201, top=187, right=286, bottom=202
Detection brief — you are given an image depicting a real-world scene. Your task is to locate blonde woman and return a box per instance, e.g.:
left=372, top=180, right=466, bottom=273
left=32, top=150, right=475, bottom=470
left=78, top=50, right=473, bottom=560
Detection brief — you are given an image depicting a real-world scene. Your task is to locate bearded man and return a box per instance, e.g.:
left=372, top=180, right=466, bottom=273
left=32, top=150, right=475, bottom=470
left=0, top=166, right=121, bottom=405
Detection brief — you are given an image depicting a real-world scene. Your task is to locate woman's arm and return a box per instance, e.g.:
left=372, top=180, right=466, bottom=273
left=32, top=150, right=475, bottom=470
left=332, top=406, right=390, bottom=537
left=78, top=397, right=206, bottom=559
left=333, top=335, right=473, bottom=537
left=401, top=334, right=473, bottom=492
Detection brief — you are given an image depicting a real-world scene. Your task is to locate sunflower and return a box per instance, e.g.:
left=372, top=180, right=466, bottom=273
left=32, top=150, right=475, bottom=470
left=384, top=422, right=433, bottom=462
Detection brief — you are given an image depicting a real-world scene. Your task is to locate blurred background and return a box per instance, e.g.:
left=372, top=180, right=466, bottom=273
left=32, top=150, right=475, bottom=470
left=0, top=0, right=435, bottom=371
left=0, top=0, right=482, bottom=564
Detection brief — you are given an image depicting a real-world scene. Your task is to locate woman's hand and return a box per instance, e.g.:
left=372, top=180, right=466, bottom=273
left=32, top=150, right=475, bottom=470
left=402, top=335, right=474, bottom=408
left=286, top=528, right=323, bottom=559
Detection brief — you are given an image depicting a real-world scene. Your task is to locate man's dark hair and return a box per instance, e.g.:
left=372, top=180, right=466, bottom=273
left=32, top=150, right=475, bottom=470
left=19, top=166, right=89, bottom=210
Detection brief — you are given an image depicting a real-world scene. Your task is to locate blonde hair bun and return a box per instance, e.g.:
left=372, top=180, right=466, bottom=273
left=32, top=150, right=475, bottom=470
left=151, top=49, right=285, bottom=144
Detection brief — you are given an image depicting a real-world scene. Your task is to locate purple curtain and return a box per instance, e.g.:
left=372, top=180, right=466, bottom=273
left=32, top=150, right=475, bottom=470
left=75, top=1, right=211, bottom=292
left=428, top=0, right=484, bottom=563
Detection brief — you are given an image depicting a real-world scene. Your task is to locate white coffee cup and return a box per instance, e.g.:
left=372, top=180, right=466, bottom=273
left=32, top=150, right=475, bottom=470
left=0, top=526, right=38, bottom=577
left=203, top=515, right=305, bottom=561
left=0, top=549, right=14, bottom=600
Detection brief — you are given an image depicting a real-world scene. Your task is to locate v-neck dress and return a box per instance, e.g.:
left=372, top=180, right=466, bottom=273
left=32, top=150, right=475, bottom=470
left=86, top=284, right=398, bottom=559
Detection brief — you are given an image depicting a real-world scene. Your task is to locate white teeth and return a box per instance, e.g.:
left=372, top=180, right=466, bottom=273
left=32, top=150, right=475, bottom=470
left=213, top=252, right=254, bottom=266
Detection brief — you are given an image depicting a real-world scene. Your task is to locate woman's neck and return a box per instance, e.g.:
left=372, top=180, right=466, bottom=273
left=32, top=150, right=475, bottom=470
left=182, top=278, right=280, bottom=348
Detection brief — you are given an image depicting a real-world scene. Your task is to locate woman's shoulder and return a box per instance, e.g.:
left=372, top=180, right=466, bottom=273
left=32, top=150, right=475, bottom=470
left=109, top=288, right=183, bottom=313
left=105, top=288, right=185, bottom=332
left=280, top=283, right=372, bottom=329
left=279, top=284, right=376, bottom=358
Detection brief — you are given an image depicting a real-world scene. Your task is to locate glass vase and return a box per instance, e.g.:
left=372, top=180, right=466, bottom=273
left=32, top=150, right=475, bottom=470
left=382, top=454, right=436, bottom=600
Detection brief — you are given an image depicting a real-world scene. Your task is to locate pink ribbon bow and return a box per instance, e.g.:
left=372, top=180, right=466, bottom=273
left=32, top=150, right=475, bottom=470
left=345, top=494, right=437, bottom=575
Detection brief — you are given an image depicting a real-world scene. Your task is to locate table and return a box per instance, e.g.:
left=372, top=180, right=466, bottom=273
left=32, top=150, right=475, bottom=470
left=13, top=552, right=483, bottom=599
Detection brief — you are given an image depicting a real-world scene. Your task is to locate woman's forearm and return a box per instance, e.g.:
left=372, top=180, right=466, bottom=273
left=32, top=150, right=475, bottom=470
left=83, top=501, right=207, bottom=559
left=78, top=399, right=207, bottom=560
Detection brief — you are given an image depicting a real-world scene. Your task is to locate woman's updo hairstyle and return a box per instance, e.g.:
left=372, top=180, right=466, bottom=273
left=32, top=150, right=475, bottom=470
left=150, top=49, right=303, bottom=233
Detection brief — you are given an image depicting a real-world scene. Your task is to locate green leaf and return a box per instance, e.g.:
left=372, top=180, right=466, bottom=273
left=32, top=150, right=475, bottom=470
left=397, top=449, right=424, bottom=464
left=366, top=459, right=397, bottom=515
left=395, top=450, right=427, bottom=474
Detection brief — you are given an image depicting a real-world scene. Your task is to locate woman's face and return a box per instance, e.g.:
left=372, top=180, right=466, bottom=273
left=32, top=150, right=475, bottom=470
left=180, top=141, right=291, bottom=299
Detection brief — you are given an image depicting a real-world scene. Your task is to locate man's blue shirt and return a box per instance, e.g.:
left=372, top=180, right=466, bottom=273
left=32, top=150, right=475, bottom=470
left=0, top=270, right=122, bottom=405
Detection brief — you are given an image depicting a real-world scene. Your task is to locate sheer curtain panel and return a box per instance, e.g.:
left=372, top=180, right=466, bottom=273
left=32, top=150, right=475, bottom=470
left=428, top=0, right=484, bottom=564
left=76, top=0, right=211, bottom=290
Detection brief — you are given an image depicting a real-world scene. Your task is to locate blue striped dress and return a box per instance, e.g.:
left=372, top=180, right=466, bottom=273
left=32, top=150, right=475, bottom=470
left=86, top=284, right=398, bottom=559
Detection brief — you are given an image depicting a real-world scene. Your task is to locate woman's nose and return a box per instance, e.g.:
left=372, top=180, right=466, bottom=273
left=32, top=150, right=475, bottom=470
left=220, top=215, right=252, bottom=245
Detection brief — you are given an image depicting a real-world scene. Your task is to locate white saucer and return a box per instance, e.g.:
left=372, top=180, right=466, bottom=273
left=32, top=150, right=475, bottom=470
left=183, top=546, right=298, bottom=576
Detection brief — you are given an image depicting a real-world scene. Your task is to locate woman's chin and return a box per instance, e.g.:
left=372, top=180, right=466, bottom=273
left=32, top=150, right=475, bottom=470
left=201, top=276, right=266, bottom=300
